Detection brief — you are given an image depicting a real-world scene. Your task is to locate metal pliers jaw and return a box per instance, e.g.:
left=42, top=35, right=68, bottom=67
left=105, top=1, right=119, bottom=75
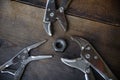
left=0, top=40, right=52, bottom=80
left=61, top=58, right=95, bottom=80
left=61, top=36, right=118, bottom=80
left=43, top=0, right=72, bottom=36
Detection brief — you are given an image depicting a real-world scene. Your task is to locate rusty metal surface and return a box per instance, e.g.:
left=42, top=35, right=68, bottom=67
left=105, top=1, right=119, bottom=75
left=15, top=0, right=120, bottom=26
left=0, top=0, right=120, bottom=80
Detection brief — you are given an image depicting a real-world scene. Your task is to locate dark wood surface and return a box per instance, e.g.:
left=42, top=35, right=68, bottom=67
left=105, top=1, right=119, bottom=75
left=0, top=0, right=120, bottom=80
left=16, top=0, right=120, bottom=26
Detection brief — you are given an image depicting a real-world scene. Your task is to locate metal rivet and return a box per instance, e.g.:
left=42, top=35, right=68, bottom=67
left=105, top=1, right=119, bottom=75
left=85, top=54, right=91, bottom=59
left=85, top=68, right=90, bottom=73
left=81, top=46, right=84, bottom=50
left=59, top=7, right=64, bottom=13
left=86, top=46, right=91, bottom=50
left=94, top=56, right=98, bottom=60
left=5, top=65, right=9, bottom=68
left=50, top=12, right=54, bottom=17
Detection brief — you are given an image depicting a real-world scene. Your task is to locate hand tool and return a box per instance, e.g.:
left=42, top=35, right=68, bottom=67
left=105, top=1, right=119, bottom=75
left=53, top=38, right=67, bottom=52
left=0, top=40, right=52, bottom=80
left=43, top=0, right=72, bottom=36
left=61, top=36, right=118, bottom=80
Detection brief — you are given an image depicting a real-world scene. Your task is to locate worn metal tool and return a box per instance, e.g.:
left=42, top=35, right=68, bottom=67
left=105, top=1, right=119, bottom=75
left=43, top=0, right=72, bottom=36
left=0, top=40, right=52, bottom=80
left=61, top=36, right=118, bottom=80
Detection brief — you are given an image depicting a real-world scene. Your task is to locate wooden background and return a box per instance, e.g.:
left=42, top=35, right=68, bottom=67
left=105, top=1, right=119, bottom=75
left=16, top=0, right=120, bottom=26
left=0, top=0, right=120, bottom=80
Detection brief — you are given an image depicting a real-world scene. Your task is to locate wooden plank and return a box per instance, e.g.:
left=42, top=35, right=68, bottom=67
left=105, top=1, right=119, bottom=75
left=0, top=0, right=120, bottom=80
left=15, top=0, right=120, bottom=26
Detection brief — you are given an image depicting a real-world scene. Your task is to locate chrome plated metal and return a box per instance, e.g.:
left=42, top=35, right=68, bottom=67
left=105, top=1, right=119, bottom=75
left=43, top=0, right=72, bottom=36
left=0, top=40, right=52, bottom=80
left=61, top=36, right=118, bottom=80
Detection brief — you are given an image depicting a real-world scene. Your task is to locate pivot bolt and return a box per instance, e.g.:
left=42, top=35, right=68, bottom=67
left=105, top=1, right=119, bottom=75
left=50, top=12, right=54, bottom=17
left=85, top=54, right=91, bottom=59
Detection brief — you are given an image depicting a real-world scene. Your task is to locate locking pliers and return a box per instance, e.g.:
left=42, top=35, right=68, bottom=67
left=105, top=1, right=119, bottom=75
left=61, top=36, right=118, bottom=80
left=0, top=40, right=52, bottom=80
left=43, top=0, right=72, bottom=36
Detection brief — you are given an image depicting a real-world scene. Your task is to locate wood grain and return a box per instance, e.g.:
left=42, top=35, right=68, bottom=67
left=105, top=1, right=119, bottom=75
left=0, top=0, right=120, bottom=80
left=16, top=0, right=120, bottom=26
